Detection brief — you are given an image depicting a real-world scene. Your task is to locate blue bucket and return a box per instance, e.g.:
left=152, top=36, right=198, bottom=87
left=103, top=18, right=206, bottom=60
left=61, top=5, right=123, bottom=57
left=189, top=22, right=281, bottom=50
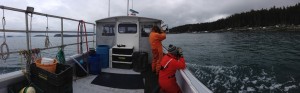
left=89, top=54, right=101, bottom=75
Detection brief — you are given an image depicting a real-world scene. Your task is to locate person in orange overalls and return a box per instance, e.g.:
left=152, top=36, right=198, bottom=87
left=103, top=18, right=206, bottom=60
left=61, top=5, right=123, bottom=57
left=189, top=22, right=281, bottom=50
left=149, top=25, right=166, bottom=74
left=159, top=45, right=186, bottom=93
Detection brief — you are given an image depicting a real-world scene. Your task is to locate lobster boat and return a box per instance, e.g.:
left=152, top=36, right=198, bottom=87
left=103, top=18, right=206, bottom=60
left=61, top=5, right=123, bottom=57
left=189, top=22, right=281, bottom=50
left=0, top=5, right=212, bottom=93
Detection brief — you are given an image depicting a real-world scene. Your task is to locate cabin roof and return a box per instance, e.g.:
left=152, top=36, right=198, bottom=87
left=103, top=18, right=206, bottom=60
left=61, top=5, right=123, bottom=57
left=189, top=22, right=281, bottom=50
left=96, top=16, right=162, bottom=23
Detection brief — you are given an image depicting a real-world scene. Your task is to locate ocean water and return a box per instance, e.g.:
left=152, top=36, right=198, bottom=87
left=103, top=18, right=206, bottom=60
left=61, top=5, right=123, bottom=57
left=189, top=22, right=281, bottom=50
left=164, top=32, right=300, bottom=93
left=1, top=32, right=300, bottom=92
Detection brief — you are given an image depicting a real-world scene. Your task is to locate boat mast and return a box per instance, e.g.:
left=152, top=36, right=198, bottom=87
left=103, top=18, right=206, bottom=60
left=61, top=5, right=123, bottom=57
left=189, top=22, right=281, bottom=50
left=127, top=0, right=129, bottom=16
left=108, top=0, right=110, bottom=17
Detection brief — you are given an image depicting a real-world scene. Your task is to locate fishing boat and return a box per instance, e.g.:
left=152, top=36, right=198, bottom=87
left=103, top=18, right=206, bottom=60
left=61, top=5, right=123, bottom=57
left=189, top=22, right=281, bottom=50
left=0, top=5, right=212, bottom=93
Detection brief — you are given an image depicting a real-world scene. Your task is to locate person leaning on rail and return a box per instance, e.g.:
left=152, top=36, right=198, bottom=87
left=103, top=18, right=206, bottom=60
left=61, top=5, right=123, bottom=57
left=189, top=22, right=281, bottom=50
left=159, top=44, right=186, bottom=93
left=149, top=25, right=166, bottom=74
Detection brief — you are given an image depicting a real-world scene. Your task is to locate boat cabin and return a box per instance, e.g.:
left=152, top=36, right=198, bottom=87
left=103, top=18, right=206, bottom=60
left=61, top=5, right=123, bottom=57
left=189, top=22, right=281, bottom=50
left=96, top=16, right=162, bottom=69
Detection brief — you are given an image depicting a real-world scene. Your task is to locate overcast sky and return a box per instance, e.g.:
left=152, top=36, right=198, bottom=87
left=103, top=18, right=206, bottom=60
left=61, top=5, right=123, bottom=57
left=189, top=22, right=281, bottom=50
left=1, top=0, right=300, bottom=35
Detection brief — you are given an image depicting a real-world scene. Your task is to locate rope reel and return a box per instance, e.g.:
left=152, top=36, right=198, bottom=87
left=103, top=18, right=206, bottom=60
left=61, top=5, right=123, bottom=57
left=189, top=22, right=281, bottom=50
left=1, top=9, right=9, bottom=61
left=45, top=15, right=51, bottom=48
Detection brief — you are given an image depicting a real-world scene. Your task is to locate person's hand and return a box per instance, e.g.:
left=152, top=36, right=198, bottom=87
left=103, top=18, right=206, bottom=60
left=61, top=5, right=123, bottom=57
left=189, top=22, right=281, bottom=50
left=178, top=48, right=183, bottom=56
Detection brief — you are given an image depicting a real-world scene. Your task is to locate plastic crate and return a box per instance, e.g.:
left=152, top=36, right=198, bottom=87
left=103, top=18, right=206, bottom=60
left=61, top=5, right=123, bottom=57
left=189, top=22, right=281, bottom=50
left=8, top=80, right=44, bottom=93
left=30, top=63, right=73, bottom=93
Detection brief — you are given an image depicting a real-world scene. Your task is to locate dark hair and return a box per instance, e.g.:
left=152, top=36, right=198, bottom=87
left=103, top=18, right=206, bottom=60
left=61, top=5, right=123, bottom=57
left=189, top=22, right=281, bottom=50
left=152, top=25, right=161, bottom=33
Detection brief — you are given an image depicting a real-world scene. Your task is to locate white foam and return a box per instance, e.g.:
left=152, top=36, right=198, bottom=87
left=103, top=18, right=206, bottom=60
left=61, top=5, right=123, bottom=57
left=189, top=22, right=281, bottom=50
left=258, top=84, right=266, bottom=90
left=229, top=75, right=237, bottom=83
left=243, top=77, right=249, bottom=81
left=284, top=85, right=297, bottom=92
left=269, top=84, right=282, bottom=90
left=240, top=85, right=244, bottom=90
left=261, top=69, right=267, bottom=75
left=247, top=87, right=255, bottom=92
left=251, top=80, right=257, bottom=84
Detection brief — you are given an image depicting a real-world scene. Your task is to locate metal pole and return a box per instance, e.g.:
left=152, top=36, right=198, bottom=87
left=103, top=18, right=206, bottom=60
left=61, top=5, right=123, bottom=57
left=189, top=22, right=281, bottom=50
left=93, top=24, right=95, bottom=48
left=61, top=18, right=64, bottom=51
left=127, top=0, right=129, bottom=16
left=108, top=0, right=110, bottom=17
left=25, top=12, right=31, bottom=72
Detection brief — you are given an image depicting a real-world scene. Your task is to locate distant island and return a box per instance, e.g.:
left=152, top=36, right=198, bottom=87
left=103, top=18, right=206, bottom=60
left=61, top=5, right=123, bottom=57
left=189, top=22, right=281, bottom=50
left=34, top=35, right=46, bottom=37
left=54, top=34, right=95, bottom=37
left=170, top=3, right=300, bottom=33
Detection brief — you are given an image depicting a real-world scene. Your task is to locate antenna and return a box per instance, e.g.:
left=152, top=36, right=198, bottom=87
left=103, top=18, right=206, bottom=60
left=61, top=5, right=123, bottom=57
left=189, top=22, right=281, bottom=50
left=132, top=0, right=133, bottom=9
left=129, top=0, right=138, bottom=16
left=108, top=0, right=110, bottom=17
left=127, top=0, right=129, bottom=16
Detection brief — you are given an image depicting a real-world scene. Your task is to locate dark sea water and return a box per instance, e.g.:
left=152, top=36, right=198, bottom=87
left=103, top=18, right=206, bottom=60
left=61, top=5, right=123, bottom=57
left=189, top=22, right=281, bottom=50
left=1, top=32, right=300, bottom=93
left=164, top=32, right=300, bottom=93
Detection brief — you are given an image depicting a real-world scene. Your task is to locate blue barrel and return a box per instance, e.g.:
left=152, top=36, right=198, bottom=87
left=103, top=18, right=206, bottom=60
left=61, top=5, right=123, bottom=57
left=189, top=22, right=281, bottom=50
left=96, top=45, right=109, bottom=68
left=89, top=54, right=101, bottom=75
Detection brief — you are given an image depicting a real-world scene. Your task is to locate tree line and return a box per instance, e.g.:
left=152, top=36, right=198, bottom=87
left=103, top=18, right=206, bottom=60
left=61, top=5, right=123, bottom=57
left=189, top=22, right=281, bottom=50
left=170, top=3, right=300, bottom=33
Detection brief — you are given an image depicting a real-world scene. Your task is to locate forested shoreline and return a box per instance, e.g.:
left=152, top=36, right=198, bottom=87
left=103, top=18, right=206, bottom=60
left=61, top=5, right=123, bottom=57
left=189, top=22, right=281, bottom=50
left=170, top=3, right=300, bottom=33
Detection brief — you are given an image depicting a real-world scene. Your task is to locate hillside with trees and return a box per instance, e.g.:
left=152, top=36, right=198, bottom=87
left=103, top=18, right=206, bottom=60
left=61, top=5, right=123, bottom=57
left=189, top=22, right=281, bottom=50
left=170, top=3, right=300, bottom=33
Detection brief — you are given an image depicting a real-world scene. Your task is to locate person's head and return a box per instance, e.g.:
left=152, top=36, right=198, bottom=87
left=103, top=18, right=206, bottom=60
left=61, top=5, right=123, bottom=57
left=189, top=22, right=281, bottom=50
left=168, top=44, right=179, bottom=56
left=151, top=25, right=161, bottom=33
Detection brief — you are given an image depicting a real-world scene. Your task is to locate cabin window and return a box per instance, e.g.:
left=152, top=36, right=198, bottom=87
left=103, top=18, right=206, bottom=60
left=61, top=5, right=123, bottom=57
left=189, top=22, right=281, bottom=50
left=141, top=25, right=152, bottom=37
left=118, top=24, right=137, bottom=33
left=102, top=24, right=115, bottom=36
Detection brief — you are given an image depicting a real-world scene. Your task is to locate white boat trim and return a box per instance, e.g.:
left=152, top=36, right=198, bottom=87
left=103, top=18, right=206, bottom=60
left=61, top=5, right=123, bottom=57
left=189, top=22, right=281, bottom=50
left=176, top=69, right=213, bottom=93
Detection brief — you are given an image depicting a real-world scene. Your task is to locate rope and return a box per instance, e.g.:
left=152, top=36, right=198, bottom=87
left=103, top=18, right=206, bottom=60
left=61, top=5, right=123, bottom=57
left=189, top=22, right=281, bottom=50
left=29, top=13, right=33, bottom=49
left=0, top=9, right=9, bottom=61
left=83, top=21, right=89, bottom=52
left=45, top=15, right=51, bottom=48
left=76, top=20, right=89, bottom=54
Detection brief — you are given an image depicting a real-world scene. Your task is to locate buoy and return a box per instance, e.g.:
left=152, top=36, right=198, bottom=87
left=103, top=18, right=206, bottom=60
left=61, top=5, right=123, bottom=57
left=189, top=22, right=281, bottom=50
left=19, top=86, right=36, bottom=93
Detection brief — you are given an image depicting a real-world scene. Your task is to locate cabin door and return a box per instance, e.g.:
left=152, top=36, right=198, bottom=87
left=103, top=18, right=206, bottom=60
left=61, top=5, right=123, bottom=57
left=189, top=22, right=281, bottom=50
left=116, top=22, right=139, bottom=51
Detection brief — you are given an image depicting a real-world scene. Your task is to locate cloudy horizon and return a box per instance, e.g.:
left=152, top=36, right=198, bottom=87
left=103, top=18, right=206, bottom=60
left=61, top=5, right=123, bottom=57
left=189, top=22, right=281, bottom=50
left=1, top=0, right=300, bottom=36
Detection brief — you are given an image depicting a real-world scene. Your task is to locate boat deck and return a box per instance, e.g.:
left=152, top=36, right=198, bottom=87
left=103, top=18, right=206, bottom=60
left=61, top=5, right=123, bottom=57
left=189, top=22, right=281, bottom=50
left=73, top=68, right=144, bottom=93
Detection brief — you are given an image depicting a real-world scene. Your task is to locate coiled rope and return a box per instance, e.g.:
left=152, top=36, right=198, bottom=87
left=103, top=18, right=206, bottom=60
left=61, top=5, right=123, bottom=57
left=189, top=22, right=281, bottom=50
left=1, top=9, right=9, bottom=61
left=45, top=15, right=51, bottom=48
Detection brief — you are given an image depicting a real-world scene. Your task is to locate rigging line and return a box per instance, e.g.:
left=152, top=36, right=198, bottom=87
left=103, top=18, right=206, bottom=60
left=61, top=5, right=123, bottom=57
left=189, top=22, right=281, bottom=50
left=45, top=15, right=51, bottom=48
left=29, top=13, right=33, bottom=49
left=1, top=9, right=9, bottom=61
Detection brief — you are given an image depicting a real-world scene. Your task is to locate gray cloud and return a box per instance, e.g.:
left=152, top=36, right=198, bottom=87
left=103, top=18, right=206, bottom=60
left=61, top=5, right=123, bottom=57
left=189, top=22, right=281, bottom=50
left=1, top=0, right=300, bottom=34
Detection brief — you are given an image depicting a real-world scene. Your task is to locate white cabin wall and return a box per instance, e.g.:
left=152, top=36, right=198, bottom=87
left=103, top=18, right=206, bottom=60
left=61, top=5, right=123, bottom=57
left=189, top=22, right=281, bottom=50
left=96, top=22, right=116, bottom=48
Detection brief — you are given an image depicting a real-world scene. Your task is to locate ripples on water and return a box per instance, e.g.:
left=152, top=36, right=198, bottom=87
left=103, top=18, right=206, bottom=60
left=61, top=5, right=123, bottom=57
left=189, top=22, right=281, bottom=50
left=164, top=32, right=300, bottom=93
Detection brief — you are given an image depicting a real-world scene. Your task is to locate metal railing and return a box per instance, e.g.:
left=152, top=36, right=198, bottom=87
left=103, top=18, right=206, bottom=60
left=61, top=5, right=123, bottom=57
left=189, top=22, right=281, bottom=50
left=0, top=5, right=96, bottom=67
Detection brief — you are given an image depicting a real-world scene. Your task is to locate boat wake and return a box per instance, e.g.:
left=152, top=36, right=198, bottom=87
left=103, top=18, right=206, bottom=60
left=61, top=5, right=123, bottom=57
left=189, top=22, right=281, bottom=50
left=187, top=63, right=299, bottom=93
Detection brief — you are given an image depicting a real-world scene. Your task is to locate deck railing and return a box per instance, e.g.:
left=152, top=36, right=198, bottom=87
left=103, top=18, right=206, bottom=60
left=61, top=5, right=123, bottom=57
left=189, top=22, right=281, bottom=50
left=0, top=5, right=95, bottom=71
